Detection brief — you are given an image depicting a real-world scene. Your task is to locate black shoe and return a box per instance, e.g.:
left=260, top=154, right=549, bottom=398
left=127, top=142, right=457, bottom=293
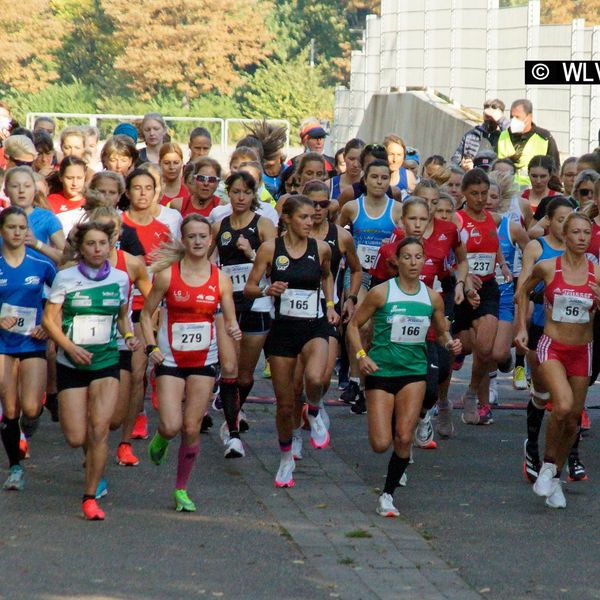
left=45, top=394, right=59, bottom=422
left=568, top=455, right=588, bottom=481
left=341, top=380, right=359, bottom=405
left=350, top=390, right=367, bottom=415
left=200, top=413, right=213, bottom=433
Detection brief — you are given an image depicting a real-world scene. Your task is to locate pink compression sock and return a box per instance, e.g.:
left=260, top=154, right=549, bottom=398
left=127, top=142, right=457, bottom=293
left=175, top=442, right=200, bottom=489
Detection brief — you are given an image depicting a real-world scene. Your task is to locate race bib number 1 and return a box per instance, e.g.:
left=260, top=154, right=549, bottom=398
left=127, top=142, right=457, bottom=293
left=552, top=294, right=592, bottom=324
left=72, top=315, right=112, bottom=345
left=390, top=315, right=430, bottom=344
left=171, top=322, right=211, bottom=351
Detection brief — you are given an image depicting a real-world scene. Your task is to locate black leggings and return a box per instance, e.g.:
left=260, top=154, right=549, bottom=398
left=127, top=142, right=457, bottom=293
left=423, top=341, right=451, bottom=411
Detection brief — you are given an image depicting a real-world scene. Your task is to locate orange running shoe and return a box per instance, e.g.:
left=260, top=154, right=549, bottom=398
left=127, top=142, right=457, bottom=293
left=131, top=413, right=148, bottom=439
left=116, top=442, right=140, bottom=466
left=19, top=437, right=29, bottom=460
left=82, top=498, right=105, bottom=521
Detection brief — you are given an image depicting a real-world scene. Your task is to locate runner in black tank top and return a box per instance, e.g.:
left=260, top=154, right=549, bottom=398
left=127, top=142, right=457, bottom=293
left=211, top=172, right=276, bottom=455
left=244, top=195, right=339, bottom=488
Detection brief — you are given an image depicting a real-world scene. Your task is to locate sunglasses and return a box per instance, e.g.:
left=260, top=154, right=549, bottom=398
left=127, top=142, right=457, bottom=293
left=365, top=144, right=386, bottom=152
left=288, top=180, right=301, bottom=188
left=578, top=188, right=594, bottom=197
left=484, top=103, right=502, bottom=110
left=313, top=200, right=331, bottom=209
left=194, top=174, right=219, bottom=184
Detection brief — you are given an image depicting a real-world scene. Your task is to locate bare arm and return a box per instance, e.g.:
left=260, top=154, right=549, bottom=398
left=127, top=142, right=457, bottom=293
left=429, top=289, right=461, bottom=354
left=338, top=201, right=357, bottom=228
left=514, top=262, right=547, bottom=351
left=340, top=227, right=362, bottom=322
left=140, top=268, right=171, bottom=360
left=42, top=302, right=93, bottom=366
left=218, top=270, right=242, bottom=341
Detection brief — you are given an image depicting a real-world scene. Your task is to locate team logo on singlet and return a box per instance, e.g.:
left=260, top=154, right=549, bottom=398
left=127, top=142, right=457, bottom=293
left=174, top=290, right=191, bottom=302
left=275, top=255, right=289, bottom=271
left=24, top=276, right=41, bottom=285
left=220, top=231, right=233, bottom=246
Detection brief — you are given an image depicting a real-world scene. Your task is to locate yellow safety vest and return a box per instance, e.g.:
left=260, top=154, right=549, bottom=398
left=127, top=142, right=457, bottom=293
left=497, top=130, right=549, bottom=188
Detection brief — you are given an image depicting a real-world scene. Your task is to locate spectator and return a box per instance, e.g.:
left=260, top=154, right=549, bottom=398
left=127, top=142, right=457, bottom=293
left=33, top=116, right=56, bottom=138
left=496, top=99, right=560, bottom=188
left=451, top=99, right=509, bottom=170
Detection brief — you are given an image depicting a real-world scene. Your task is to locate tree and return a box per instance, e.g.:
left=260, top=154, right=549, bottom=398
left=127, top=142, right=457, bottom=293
left=0, top=1, right=63, bottom=93
left=101, top=0, right=273, bottom=100
left=540, top=0, right=600, bottom=24
left=236, top=49, right=334, bottom=130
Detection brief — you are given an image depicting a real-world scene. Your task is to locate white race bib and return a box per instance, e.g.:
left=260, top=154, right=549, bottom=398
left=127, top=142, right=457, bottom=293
left=390, top=315, right=430, bottom=344
left=468, top=252, right=495, bottom=276
left=280, top=289, right=320, bottom=318
left=551, top=294, right=592, bottom=324
left=222, top=263, right=252, bottom=292
left=171, top=322, right=211, bottom=351
left=357, top=244, right=379, bottom=269
left=0, top=304, right=37, bottom=336
left=72, top=315, right=112, bottom=345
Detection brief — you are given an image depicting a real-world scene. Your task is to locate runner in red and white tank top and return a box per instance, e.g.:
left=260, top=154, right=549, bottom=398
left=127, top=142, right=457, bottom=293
left=457, top=208, right=499, bottom=282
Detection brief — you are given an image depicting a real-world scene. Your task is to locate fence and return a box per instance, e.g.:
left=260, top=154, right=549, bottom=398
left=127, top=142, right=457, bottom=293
left=332, top=0, right=600, bottom=158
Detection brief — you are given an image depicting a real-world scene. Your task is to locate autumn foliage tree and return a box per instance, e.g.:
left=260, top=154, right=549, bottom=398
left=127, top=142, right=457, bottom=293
left=101, top=0, right=274, bottom=100
left=0, top=0, right=64, bottom=93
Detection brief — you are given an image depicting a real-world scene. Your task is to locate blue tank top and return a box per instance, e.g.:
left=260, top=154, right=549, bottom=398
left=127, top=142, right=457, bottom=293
left=496, top=215, right=516, bottom=297
left=531, top=237, right=564, bottom=327
left=352, top=196, right=396, bottom=271
left=330, top=175, right=342, bottom=200
left=0, top=250, right=56, bottom=354
left=396, top=167, right=408, bottom=192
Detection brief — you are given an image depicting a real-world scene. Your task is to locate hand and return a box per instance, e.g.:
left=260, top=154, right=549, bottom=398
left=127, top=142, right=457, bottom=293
left=470, top=275, right=483, bottom=291
left=454, top=286, right=465, bottom=306
left=460, top=157, right=474, bottom=171
left=501, top=263, right=513, bottom=283
left=148, top=347, right=164, bottom=366
left=514, top=330, right=529, bottom=354
left=341, top=299, right=355, bottom=323
left=446, top=338, right=462, bottom=356
left=67, top=344, right=93, bottom=366
left=235, top=235, right=253, bottom=258
left=358, top=355, right=379, bottom=376
left=266, top=281, right=288, bottom=297
left=25, top=230, right=38, bottom=248
left=327, top=307, right=339, bottom=326
left=227, top=322, right=242, bottom=341
left=125, top=336, right=140, bottom=352
left=466, top=288, right=481, bottom=308
left=30, top=326, right=48, bottom=340
left=0, top=316, right=18, bottom=330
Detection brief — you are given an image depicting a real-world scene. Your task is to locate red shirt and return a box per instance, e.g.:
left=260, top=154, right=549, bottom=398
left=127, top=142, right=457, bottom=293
left=370, top=219, right=460, bottom=285
left=521, top=188, right=557, bottom=212
left=47, top=193, right=85, bottom=214
left=160, top=183, right=191, bottom=207
left=587, top=221, right=600, bottom=263
left=180, top=195, right=220, bottom=218
left=457, top=209, right=499, bottom=282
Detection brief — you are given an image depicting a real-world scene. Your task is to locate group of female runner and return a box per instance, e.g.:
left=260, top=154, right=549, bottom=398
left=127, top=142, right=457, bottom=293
left=0, top=112, right=599, bottom=519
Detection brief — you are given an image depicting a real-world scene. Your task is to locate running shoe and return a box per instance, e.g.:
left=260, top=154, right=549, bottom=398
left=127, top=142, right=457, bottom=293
left=148, top=433, right=169, bottom=465
left=414, top=413, right=437, bottom=449
left=116, top=442, right=139, bottom=466
left=513, top=366, right=528, bottom=390
left=262, top=358, right=271, bottom=379
left=350, top=390, right=367, bottom=415
left=45, top=394, right=60, bottom=422
left=275, top=454, right=295, bottom=488
left=95, top=477, right=108, bottom=499
left=488, top=376, right=498, bottom=406
left=219, top=421, right=230, bottom=445
left=340, top=380, right=359, bottom=405
left=533, top=462, right=557, bottom=497
left=545, top=480, right=566, bottom=509
left=131, top=413, right=149, bottom=440
left=398, top=472, right=408, bottom=487
left=174, top=489, right=196, bottom=512
left=581, top=409, right=591, bottom=432
left=200, top=413, right=213, bottom=433
left=523, top=439, right=541, bottom=484
left=451, top=353, right=465, bottom=371
left=20, top=412, right=41, bottom=439
left=461, top=390, right=480, bottom=425
left=568, top=455, right=588, bottom=481
left=224, top=437, right=245, bottom=459
left=82, top=498, right=105, bottom=520
left=308, top=412, right=330, bottom=449
left=436, top=402, right=454, bottom=439
left=477, top=404, right=494, bottom=426
left=319, top=401, right=330, bottom=430
left=239, top=409, right=249, bottom=433
left=376, top=493, right=400, bottom=517
left=338, top=369, right=349, bottom=391
left=19, top=436, right=29, bottom=460
left=292, top=429, right=303, bottom=461
left=3, top=465, right=24, bottom=491
left=211, top=392, right=223, bottom=412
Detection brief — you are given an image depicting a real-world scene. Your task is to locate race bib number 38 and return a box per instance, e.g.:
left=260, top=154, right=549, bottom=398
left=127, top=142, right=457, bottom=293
left=468, top=252, right=495, bottom=276
left=280, top=289, right=320, bottom=318
left=390, top=315, right=430, bottom=344
left=552, top=294, right=592, bottom=324
left=72, top=315, right=112, bottom=345
left=171, top=322, right=211, bottom=351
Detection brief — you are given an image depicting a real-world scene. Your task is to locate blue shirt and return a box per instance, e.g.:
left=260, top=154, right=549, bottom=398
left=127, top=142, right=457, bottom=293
left=0, top=249, right=56, bottom=354
left=28, top=207, right=62, bottom=245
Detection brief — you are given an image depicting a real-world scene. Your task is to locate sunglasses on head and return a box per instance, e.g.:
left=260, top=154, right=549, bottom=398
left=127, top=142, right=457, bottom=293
left=312, top=200, right=331, bottom=209
left=578, top=188, right=594, bottom=197
left=194, top=174, right=219, bottom=184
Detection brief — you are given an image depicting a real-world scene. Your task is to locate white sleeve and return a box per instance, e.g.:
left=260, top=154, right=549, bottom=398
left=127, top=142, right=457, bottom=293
left=47, top=272, right=67, bottom=304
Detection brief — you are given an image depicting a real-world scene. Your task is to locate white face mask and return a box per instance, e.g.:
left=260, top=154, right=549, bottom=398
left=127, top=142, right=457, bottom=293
left=510, top=117, right=526, bottom=134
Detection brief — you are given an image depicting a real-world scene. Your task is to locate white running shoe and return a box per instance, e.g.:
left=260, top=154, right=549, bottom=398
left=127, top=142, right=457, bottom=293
left=219, top=421, right=230, bottom=445
left=489, top=375, right=498, bottom=405
left=376, top=492, right=399, bottom=517
left=318, top=400, right=330, bottom=430
left=238, top=409, right=249, bottom=432
left=398, top=472, right=408, bottom=487
left=545, top=480, right=566, bottom=509
left=307, top=411, right=330, bottom=449
left=414, top=413, right=437, bottom=449
left=275, top=453, right=295, bottom=488
left=533, top=462, right=558, bottom=497
left=224, top=437, right=245, bottom=459
left=292, top=428, right=303, bottom=460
